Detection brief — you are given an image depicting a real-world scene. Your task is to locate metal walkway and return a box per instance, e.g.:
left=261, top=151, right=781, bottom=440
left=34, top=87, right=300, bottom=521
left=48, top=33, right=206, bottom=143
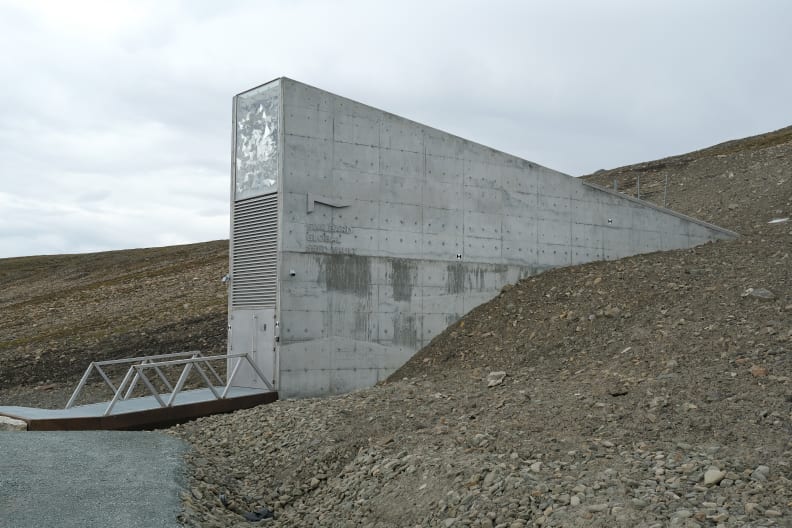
left=0, top=351, right=277, bottom=431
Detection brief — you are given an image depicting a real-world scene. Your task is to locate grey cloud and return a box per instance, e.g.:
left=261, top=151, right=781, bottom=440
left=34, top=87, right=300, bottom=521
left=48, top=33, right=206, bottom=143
left=1, top=0, right=790, bottom=257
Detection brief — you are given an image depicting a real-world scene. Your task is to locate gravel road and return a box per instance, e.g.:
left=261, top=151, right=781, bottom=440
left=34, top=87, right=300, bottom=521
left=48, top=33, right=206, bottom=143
left=0, top=431, right=187, bottom=528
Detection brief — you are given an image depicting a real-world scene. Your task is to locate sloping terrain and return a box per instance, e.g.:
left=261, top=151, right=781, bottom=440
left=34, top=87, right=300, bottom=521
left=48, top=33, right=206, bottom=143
left=1, top=127, right=791, bottom=527
left=166, top=130, right=791, bottom=527
left=584, top=125, right=792, bottom=235
left=0, top=241, right=228, bottom=406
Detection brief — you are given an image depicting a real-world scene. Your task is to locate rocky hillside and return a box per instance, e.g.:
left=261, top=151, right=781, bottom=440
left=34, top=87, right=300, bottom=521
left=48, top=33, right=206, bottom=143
left=2, top=126, right=791, bottom=527
left=168, top=129, right=791, bottom=527
left=584, top=125, right=792, bottom=235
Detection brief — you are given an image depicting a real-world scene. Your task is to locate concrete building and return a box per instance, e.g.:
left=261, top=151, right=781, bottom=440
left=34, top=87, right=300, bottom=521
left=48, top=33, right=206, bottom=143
left=227, top=77, right=736, bottom=398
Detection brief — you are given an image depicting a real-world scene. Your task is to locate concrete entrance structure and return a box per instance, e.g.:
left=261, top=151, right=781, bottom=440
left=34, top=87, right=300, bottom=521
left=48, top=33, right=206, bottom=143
left=227, top=77, right=736, bottom=398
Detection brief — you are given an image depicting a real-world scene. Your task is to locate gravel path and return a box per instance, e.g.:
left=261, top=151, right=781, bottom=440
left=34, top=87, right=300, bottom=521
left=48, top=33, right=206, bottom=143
left=0, top=431, right=187, bottom=528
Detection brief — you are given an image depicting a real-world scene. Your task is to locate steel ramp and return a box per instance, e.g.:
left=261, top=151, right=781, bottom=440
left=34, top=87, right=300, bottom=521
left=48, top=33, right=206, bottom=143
left=0, top=351, right=277, bottom=431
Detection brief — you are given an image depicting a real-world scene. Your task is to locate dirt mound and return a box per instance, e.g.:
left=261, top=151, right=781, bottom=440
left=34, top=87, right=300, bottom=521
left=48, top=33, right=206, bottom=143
left=392, top=226, right=791, bottom=443
left=168, top=129, right=791, bottom=527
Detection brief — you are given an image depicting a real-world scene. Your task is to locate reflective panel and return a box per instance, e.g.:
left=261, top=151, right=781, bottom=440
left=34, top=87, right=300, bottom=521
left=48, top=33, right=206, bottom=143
left=235, top=81, right=280, bottom=200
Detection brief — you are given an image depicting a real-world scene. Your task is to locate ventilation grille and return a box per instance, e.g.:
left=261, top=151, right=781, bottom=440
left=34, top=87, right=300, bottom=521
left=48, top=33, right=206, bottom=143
left=232, top=193, right=278, bottom=308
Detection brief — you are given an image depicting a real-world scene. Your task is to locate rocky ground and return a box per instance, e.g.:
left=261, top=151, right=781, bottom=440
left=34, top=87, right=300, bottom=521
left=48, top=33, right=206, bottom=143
left=2, top=127, right=791, bottom=526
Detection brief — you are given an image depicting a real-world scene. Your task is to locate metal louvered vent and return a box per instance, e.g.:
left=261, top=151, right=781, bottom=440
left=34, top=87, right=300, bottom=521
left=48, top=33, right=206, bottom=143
left=232, top=193, right=278, bottom=308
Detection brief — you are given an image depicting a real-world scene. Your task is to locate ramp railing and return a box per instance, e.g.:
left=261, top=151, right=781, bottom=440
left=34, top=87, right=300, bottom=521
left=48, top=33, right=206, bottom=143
left=65, top=351, right=274, bottom=416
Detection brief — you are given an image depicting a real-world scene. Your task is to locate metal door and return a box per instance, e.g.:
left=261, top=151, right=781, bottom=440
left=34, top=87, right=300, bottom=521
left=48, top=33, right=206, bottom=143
left=228, top=308, right=276, bottom=389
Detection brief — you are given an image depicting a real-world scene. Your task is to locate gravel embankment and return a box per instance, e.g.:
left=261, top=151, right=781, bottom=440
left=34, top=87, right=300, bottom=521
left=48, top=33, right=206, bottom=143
left=169, top=130, right=792, bottom=527
left=2, top=127, right=791, bottom=527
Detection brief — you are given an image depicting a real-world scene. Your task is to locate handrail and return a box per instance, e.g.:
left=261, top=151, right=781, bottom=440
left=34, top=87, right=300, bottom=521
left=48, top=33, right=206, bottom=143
left=66, top=351, right=204, bottom=409
left=64, top=351, right=274, bottom=416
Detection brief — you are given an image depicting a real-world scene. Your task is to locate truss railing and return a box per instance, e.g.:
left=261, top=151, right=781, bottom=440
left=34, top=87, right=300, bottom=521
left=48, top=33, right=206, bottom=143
left=65, top=351, right=274, bottom=416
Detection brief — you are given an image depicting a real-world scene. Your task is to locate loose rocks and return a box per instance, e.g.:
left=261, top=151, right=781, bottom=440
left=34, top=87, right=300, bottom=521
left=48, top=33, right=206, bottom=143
left=486, top=371, right=507, bottom=387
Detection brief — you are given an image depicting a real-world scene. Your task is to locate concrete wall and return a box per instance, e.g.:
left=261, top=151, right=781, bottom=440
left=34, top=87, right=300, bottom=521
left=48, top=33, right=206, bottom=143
left=261, top=78, right=735, bottom=398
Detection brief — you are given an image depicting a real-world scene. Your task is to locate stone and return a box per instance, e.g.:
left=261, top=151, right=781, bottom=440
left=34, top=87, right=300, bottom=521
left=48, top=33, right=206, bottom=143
left=487, top=372, right=507, bottom=387
left=750, top=365, right=769, bottom=377
left=742, top=287, right=775, bottom=300
left=242, top=507, right=274, bottom=522
left=609, top=387, right=628, bottom=397
left=703, top=469, right=726, bottom=485
left=483, top=472, right=496, bottom=487
left=750, top=469, right=767, bottom=481
left=570, top=496, right=581, bottom=507
left=0, top=416, right=26, bottom=431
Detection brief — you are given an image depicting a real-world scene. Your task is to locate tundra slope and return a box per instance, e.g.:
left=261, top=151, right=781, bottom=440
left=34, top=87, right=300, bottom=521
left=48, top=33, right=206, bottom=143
left=0, top=241, right=228, bottom=407
left=169, top=128, right=792, bottom=527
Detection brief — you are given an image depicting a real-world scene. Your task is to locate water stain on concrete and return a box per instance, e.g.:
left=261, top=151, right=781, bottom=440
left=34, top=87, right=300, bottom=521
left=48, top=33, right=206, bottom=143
left=471, top=267, right=486, bottom=291
left=446, top=263, right=465, bottom=294
left=391, top=259, right=417, bottom=302
left=354, top=312, right=369, bottom=339
left=467, top=265, right=509, bottom=292
left=319, top=254, right=372, bottom=296
left=445, top=313, right=461, bottom=326
left=392, top=313, right=418, bottom=348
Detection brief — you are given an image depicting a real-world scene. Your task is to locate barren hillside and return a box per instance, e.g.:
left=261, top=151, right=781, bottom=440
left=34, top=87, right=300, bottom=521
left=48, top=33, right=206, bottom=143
left=0, top=241, right=228, bottom=406
left=1, top=126, right=791, bottom=527
left=583, top=125, right=792, bottom=234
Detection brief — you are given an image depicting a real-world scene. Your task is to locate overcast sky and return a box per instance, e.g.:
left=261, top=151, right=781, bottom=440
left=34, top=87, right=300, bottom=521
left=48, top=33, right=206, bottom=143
left=1, top=0, right=790, bottom=258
